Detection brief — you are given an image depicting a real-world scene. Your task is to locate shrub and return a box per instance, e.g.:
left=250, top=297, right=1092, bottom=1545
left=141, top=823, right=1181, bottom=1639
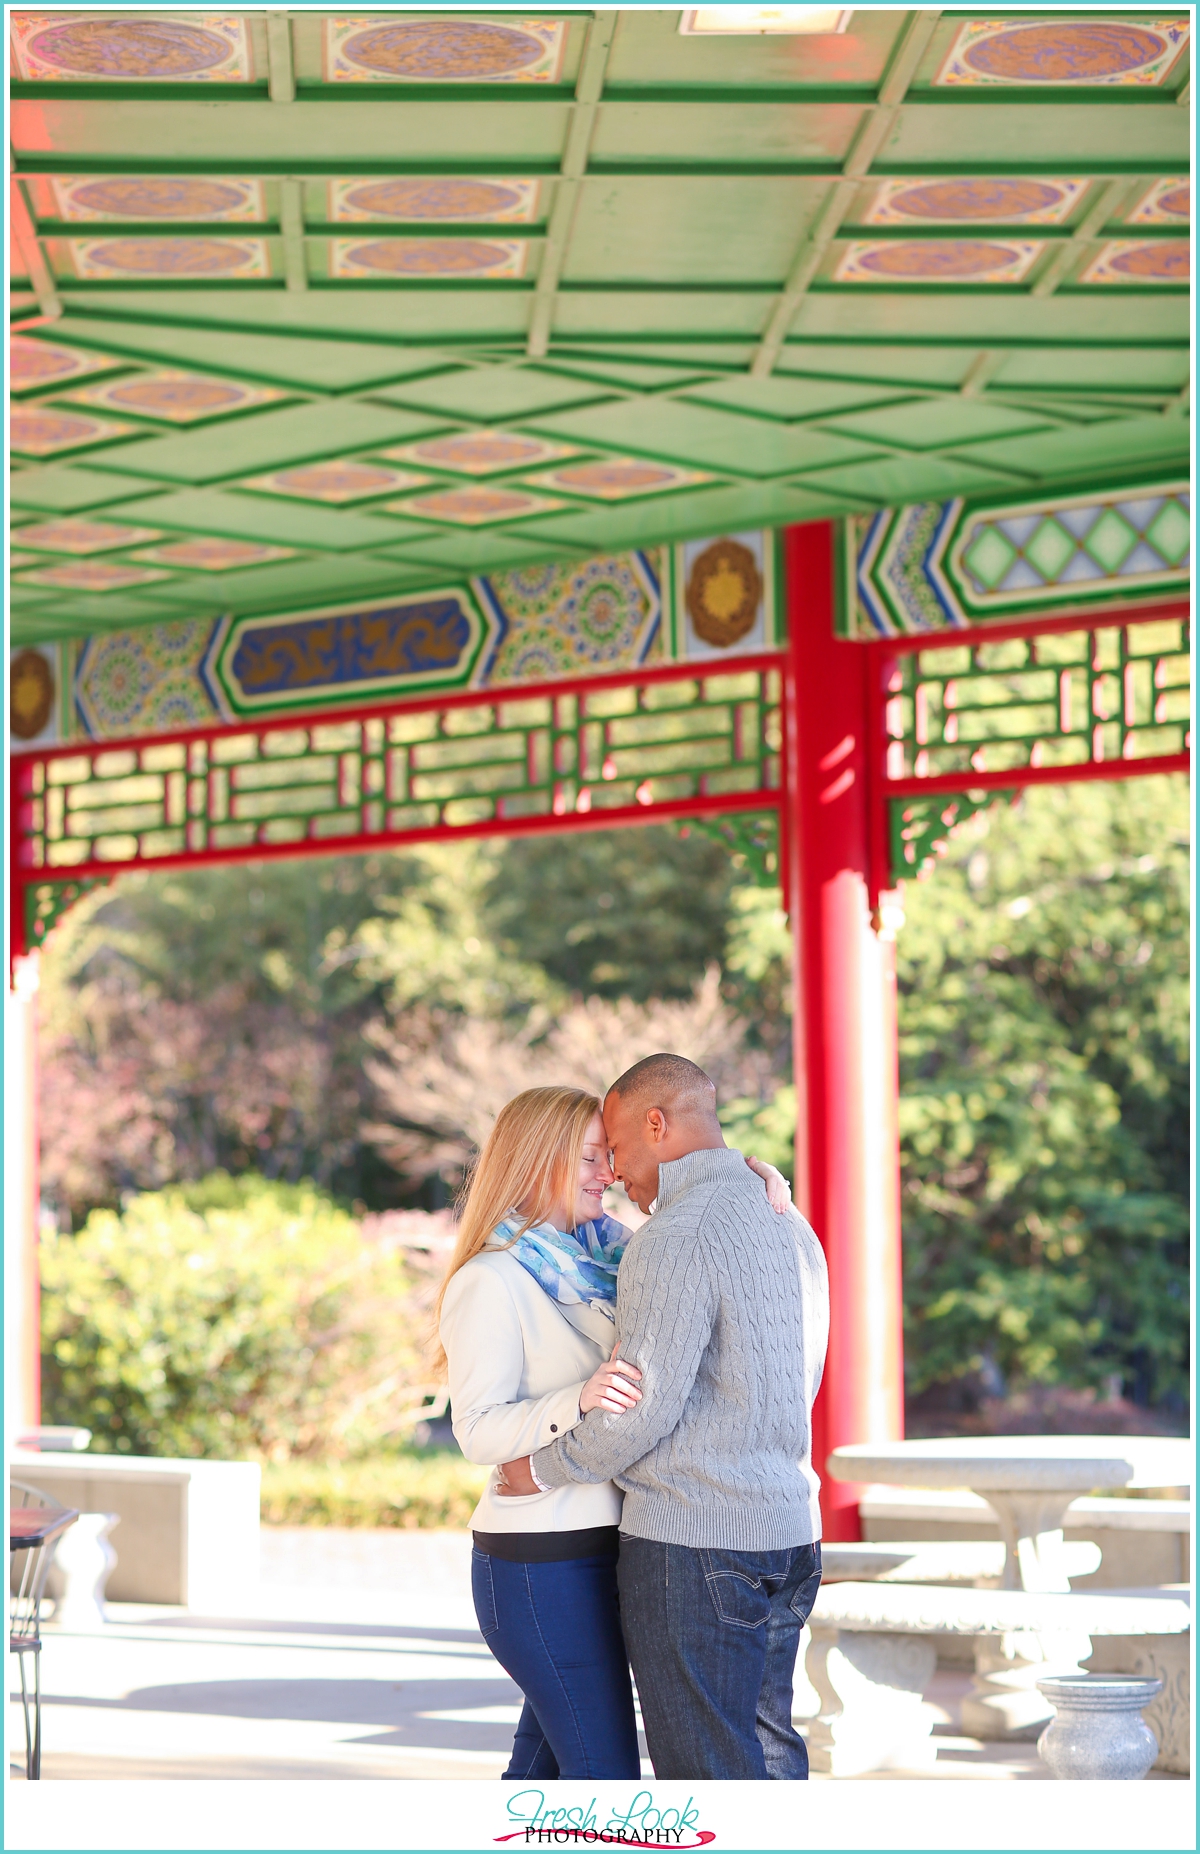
left=40, top=1172, right=433, bottom=1460
left=260, top=1452, right=489, bottom=1529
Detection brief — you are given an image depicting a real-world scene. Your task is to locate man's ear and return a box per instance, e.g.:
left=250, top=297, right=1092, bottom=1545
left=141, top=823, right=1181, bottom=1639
left=645, top=1106, right=668, bottom=1145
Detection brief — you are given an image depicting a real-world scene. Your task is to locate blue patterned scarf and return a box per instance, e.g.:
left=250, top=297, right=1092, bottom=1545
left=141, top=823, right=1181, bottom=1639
left=493, top=1213, right=628, bottom=1338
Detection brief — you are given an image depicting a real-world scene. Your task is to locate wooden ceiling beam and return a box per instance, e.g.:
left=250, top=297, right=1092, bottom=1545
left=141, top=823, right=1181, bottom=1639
left=748, top=9, right=944, bottom=380
left=267, top=15, right=296, bottom=106
left=1030, top=178, right=1145, bottom=298
left=526, top=9, right=616, bottom=361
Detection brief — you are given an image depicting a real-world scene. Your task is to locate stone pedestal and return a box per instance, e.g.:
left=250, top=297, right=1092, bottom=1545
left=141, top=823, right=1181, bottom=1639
left=1088, top=1631, right=1191, bottom=1774
left=50, top=1512, right=119, bottom=1629
left=805, top=1624, right=937, bottom=1775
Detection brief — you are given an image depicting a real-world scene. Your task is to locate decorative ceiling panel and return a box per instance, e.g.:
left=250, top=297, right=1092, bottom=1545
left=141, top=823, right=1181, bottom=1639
left=8, top=7, right=1189, bottom=648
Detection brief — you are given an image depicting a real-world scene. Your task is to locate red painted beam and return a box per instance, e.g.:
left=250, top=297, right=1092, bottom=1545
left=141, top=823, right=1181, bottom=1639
left=885, top=750, right=1190, bottom=800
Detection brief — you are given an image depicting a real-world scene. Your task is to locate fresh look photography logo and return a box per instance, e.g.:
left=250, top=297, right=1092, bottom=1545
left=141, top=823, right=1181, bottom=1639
left=495, top=1789, right=716, bottom=1848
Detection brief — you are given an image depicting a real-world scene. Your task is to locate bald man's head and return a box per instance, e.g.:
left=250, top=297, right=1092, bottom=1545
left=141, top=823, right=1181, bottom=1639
left=608, top=1053, right=716, bottom=1120
left=602, top=1052, right=725, bottom=1211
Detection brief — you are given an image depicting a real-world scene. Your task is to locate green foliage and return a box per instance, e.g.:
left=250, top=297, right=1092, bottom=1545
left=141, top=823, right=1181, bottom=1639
left=40, top=1173, right=430, bottom=1459
left=719, top=1084, right=797, bottom=1179
left=897, top=776, right=1189, bottom=1409
left=260, top=1452, right=490, bottom=1529
left=354, top=841, right=556, bottom=1019
left=483, top=826, right=738, bottom=1001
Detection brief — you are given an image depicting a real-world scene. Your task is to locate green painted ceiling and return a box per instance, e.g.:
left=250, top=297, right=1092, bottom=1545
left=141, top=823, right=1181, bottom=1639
left=9, top=7, right=1191, bottom=646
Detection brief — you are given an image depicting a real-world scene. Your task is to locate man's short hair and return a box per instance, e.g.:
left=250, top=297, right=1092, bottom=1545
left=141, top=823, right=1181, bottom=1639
left=607, top=1052, right=717, bottom=1119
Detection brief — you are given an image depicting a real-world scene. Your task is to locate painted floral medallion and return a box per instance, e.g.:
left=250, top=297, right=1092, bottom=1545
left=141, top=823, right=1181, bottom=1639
left=330, top=178, right=539, bottom=223
left=70, top=237, right=270, bottom=280
left=51, top=176, right=264, bottom=223
left=11, top=14, right=253, bottom=82
left=331, top=238, right=527, bottom=279
left=325, top=17, right=565, bottom=83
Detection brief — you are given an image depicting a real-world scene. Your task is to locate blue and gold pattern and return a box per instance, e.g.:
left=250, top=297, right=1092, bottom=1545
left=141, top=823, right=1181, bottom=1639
left=208, top=591, right=494, bottom=713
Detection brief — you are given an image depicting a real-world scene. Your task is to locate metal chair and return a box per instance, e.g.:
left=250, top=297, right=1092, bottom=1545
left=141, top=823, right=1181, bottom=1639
left=10, top=1478, right=78, bottom=1781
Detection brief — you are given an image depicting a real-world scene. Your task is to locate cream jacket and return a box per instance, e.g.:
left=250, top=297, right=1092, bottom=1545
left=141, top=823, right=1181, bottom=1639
left=439, top=1246, right=623, bottom=1534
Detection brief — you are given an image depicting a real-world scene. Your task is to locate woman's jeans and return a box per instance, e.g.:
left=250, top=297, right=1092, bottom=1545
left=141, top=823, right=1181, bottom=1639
left=471, top=1547, right=641, bottom=1780
left=617, top=1536, right=822, bottom=1780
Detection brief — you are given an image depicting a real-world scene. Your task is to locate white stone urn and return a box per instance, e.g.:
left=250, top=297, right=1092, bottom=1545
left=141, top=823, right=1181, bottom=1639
left=1036, top=1673, right=1163, bottom=1780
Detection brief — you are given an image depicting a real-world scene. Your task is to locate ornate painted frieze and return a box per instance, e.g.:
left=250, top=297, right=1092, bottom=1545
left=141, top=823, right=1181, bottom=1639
left=474, top=554, right=663, bottom=685
left=846, top=486, right=1191, bottom=637
left=17, top=535, right=781, bottom=744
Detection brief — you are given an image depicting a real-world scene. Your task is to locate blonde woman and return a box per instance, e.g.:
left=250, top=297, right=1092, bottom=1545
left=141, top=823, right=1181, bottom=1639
left=436, top=1085, right=791, bottom=1781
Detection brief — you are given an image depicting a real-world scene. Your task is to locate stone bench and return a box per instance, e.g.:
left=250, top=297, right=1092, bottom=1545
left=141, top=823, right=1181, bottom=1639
left=10, top=1450, right=260, bottom=1609
left=801, top=1581, right=1190, bottom=1776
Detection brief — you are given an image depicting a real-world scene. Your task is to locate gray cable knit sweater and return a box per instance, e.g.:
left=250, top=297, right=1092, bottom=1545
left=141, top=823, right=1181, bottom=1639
left=530, top=1145, right=830, bottom=1551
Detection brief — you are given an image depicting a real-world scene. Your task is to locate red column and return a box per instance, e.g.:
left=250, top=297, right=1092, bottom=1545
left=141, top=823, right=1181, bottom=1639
left=6, top=954, right=42, bottom=1434
left=782, top=521, right=904, bottom=1541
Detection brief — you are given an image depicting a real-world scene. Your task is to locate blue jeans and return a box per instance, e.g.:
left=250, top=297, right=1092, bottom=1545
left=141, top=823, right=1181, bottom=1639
left=471, top=1548, right=641, bottom=1780
left=617, top=1536, right=822, bottom=1780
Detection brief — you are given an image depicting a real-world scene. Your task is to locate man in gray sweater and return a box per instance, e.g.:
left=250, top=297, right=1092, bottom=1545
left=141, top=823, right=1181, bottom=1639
left=498, top=1052, right=829, bottom=1780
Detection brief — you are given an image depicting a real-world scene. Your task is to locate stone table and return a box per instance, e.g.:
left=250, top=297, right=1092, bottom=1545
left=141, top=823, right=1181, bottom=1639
left=826, top=1437, right=1191, bottom=1594
left=825, top=1437, right=1192, bottom=1739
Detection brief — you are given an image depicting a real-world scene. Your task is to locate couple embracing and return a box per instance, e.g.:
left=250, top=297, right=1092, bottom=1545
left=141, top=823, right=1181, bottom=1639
left=436, top=1053, right=829, bottom=1782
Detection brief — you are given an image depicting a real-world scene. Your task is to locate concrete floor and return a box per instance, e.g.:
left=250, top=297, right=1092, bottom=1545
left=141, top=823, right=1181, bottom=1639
left=8, top=1528, right=1179, bottom=1782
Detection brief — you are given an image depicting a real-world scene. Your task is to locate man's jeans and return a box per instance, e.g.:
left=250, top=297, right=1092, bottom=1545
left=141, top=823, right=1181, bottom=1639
left=617, top=1535, right=822, bottom=1780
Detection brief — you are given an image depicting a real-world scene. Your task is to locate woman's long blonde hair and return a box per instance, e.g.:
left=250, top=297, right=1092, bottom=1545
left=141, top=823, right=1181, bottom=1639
left=431, top=1085, right=602, bottom=1376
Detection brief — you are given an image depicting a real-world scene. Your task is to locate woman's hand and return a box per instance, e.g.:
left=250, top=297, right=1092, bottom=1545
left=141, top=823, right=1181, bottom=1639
left=744, top=1154, right=792, bottom=1215
left=579, top=1343, right=642, bottom=1415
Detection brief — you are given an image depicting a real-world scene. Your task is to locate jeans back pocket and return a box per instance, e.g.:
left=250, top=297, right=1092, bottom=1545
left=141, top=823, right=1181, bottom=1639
left=700, top=1549, right=771, bottom=1631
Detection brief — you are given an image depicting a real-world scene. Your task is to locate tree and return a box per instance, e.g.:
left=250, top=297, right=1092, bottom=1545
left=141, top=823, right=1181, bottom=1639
left=896, top=775, right=1189, bottom=1411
